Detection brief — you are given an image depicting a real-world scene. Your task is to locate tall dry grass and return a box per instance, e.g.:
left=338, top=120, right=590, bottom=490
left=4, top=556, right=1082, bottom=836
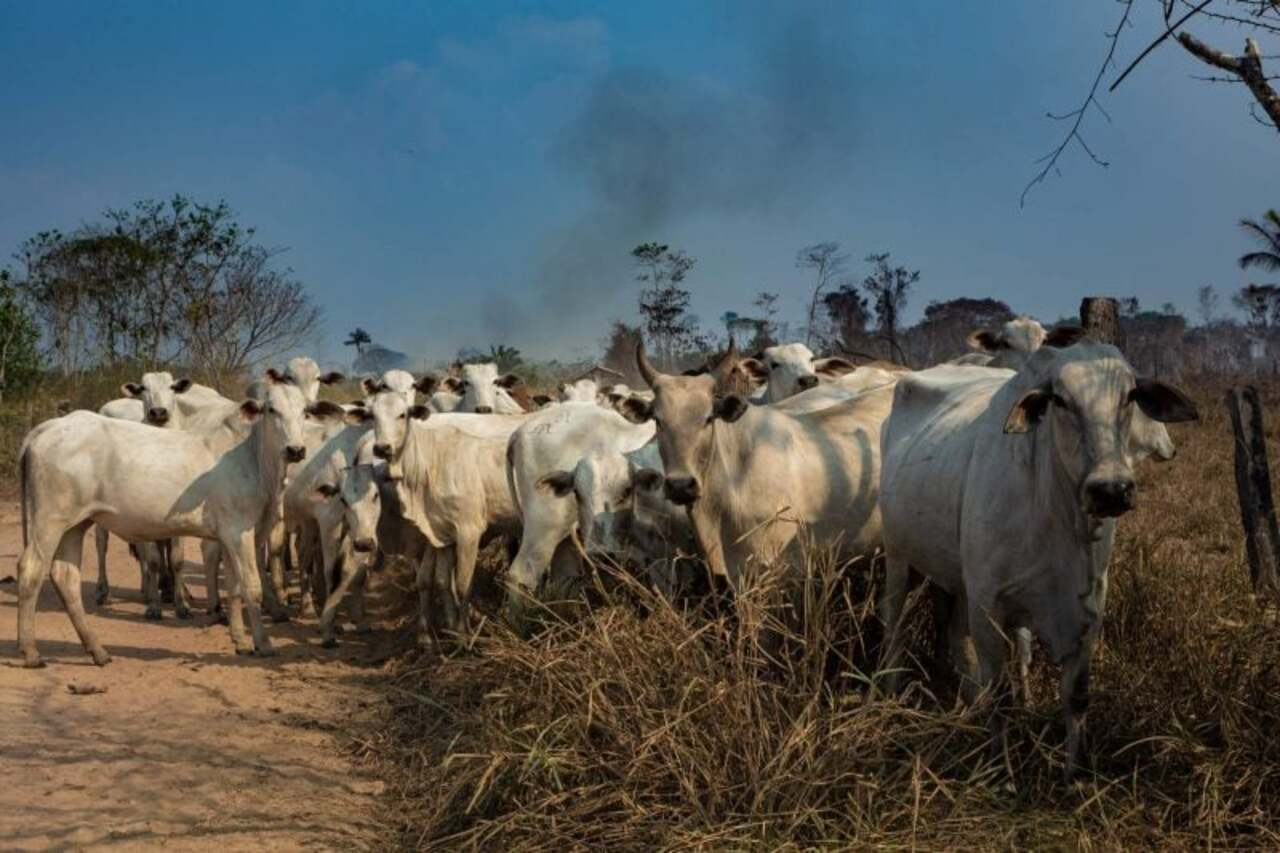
left=361, top=378, right=1280, bottom=849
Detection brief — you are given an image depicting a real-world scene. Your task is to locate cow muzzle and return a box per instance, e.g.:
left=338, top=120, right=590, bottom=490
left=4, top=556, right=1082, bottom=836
left=1084, top=477, right=1136, bottom=518
left=663, top=476, right=701, bottom=507
left=147, top=407, right=170, bottom=425
left=372, top=443, right=393, bottom=460
left=352, top=537, right=377, bottom=554
left=284, top=445, right=307, bottom=463
left=797, top=375, right=819, bottom=391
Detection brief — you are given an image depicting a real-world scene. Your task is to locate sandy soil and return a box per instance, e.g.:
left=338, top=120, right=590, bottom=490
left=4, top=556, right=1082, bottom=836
left=0, top=502, right=399, bottom=851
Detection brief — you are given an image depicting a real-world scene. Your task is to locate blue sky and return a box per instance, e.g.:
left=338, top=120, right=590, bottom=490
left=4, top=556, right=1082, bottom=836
left=1, top=1, right=1274, bottom=365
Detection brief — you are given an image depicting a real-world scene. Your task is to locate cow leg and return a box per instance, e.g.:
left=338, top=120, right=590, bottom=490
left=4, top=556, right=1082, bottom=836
left=158, top=538, right=175, bottom=604
left=49, top=523, right=110, bottom=666
left=1015, top=628, right=1034, bottom=706
left=202, top=540, right=225, bottom=620
left=265, top=513, right=291, bottom=618
left=221, top=530, right=273, bottom=656
left=94, top=525, right=110, bottom=605
left=349, top=564, right=370, bottom=634
left=317, top=526, right=346, bottom=648
left=17, top=526, right=61, bottom=667
left=139, top=545, right=163, bottom=620
left=969, top=604, right=1013, bottom=763
left=169, top=542, right=192, bottom=620
left=321, top=549, right=370, bottom=647
left=877, top=551, right=912, bottom=694
left=415, top=548, right=438, bottom=648
left=1060, top=639, right=1096, bottom=780
left=451, top=532, right=481, bottom=639
left=295, top=526, right=320, bottom=617
left=432, top=546, right=459, bottom=640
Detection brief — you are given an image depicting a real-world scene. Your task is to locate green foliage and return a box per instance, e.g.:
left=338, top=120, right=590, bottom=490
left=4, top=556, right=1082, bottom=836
left=0, top=271, right=41, bottom=398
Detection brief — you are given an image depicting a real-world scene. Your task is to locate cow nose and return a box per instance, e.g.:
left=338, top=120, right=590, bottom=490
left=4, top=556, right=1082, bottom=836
left=474, top=405, right=493, bottom=414
left=284, top=445, right=306, bottom=463
left=148, top=407, right=169, bottom=424
left=1085, top=478, right=1136, bottom=518
left=663, top=476, right=701, bottom=506
left=797, top=375, right=819, bottom=391
left=353, top=538, right=376, bottom=554
left=372, top=443, right=392, bottom=460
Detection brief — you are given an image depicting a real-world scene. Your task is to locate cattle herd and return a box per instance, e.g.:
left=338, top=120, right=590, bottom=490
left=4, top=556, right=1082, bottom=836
left=12, top=315, right=1200, bottom=777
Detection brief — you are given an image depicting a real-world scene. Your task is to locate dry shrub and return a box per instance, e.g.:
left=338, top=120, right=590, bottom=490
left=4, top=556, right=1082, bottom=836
left=361, top=379, right=1280, bottom=848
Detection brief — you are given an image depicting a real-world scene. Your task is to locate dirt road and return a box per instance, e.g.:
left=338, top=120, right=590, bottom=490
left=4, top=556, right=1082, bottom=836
left=0, top=502, right=398, bottom=851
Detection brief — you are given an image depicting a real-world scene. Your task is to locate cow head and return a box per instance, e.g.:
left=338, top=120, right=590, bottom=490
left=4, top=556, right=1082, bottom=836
left=242, top=371, right=345, bottom=465
left=454, top=362, right=524, bottom=413
left=1002, top=344, right=1197, bottom=522
left=282, top=356, right=343, bottom=405
left=737, top=343, right=857, bottom=402
left=123, top=371, right=194, bottom=428
left=965, top=317, right=1087, bottom=370
left=625, top=341, right=748, bottom=507
left=314, top=462, right=382, bottom=557
left=366, top=385, right=429, bottom=475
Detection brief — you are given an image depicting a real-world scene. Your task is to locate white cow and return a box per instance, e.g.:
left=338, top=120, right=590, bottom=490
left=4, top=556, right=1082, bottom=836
left=623, top=342, right=896, bottom=589
left=950, top=316, right=1086, bottom=369
left=16, top=377, right=345, bottom=665
left=245, top=356, right=344, bottom=404
left=877, top=344, right=1197, bottom=776
left=435, top=362, right=526, bottom=414
left=503, top=403, right=656, bottom=623
left=557, top=378, right=599, bottom=403
left=93, top=395, right=179, bottom=618
left=365, top=387, right=529, bottom=640
left=735, top=343, right=860, bottom=402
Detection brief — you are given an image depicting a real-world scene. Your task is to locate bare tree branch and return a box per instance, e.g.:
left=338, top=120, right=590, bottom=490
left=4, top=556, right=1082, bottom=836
left=1178, top=31, right=1280, bottom=128
left=1109, top=0, right=1216, bottom=93
left=1021, top=1, right=1135, bottom=207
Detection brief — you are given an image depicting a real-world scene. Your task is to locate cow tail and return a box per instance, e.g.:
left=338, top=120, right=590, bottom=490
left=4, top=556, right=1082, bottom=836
left=19, top=443, right=29, bottom=549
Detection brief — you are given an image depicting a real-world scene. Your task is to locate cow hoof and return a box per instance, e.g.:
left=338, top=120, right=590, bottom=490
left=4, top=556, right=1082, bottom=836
left=254, top=645, right=278, bottom=658
left=161, top=591, right=175, bottom=604
left=235, top=646, right=255, bottom=656
left=95, top=591, right=109, bottom=606
left=91, top=649, right=112, bottom=666
left=144, top=607, right=162, bottom=621
left=269, top=610, right=291, bottom=624
left=176, top=607, right=192, bottom=621
left=22, top=654, right=46, bottom=669
left=332, top=624, right=345, bottom=635
left=321, top=637, right=338, bottom=649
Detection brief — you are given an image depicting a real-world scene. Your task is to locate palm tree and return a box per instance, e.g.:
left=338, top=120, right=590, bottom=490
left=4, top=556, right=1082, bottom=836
left=344, top=327, right=372, bottom=356
left=1239, top=209, right=1280, bottom=273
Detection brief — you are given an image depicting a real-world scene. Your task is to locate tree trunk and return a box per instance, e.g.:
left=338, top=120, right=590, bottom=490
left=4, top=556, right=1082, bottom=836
left=1080, top=297, right=1121, bottom=347
left=1225, top=386, right=1280, bottom=601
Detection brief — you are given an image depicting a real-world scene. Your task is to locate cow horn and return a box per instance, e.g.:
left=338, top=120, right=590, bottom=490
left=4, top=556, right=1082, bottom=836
left=712, top=337, right=739, bottom=385
left=636, top=341, right=659, bottom=388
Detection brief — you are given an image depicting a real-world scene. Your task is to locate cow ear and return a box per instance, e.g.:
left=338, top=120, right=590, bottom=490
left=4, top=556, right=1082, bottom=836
left=814, top=357, right=857, bottom=378
left=442, top=377, right=464, bottom=394
left=306, top=400, right=346, bottom=421
left=239, top=399, right=264, bottom=422
left=361, top=377, right=380, bottom=396
left=621, top=396, right=653, bottom=424
left=319, top=371, right=344, bottom=385
left=170, top=378, right=193, bottom=394
left=345, top=406, right=374, bottom=426
left=496, top=373, right=522, bottom=389
left=347, top=398, right=367, bottom=408
left=313, top=483, right=340, bottom=501
left=966, top=330, right=1004, bottom=353
left=632, top=468, right=664, bottom=492
left=537, top=470, right=575, bottom=497
left=532, top=394, right=553, bottom=408
left=1045, top=325, right=1087, bottom=348
left=414, top=374, right=439, bottom=395
left=266, top=367, right=293, bottom=385
left=1004, top=385, right=1056, bottom=434
left=408, top=405, right=431, bottom=420
left=122, top=382, right=144, bottom=398
left=713, top=394, right=749, bottom=423
left=737, top=358, right=768, bottom=382
left=1130, top=379, right=1199, bottom=424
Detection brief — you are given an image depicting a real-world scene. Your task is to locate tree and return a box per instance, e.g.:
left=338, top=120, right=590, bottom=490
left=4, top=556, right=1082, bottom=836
left=796, top=242, right=848, bottom=348
left=753, top=291, right=780, bottom=343
left=488, top=344, right=523, bottom=373
left=632, top=243, right=701, bottom=369
left=10, top=195, right=321, bottom=381
left=1239, top=209, right=1280, bottom=274
left=600, top=321, right=643, bottom=384
left=862, top=253, right=919, bottom=363
left=1198, top=285, right=1220, bottom=325
left=0, top=270, right=41, bottom=402
left=344, top=327, right=372, bottom=356
left=912, top=297, right=1013, bottom=364
left=821, top=283, right=870, bottom=353
left=1234, top=284, right=1280, bottom=328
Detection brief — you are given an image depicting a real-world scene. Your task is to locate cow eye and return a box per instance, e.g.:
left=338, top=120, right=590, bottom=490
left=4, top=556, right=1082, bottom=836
left=769, top=361, right=778, bottom=370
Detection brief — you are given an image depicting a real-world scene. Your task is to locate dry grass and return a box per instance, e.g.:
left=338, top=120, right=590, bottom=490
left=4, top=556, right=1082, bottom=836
left=360, top=377, right=1280, bottom=850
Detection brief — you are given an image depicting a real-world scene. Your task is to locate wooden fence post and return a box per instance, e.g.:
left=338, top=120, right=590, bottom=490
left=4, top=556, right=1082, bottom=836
left=1225, top=385, right=1280, bottom=598
left=1080, top=297, right=1121, bottom=346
